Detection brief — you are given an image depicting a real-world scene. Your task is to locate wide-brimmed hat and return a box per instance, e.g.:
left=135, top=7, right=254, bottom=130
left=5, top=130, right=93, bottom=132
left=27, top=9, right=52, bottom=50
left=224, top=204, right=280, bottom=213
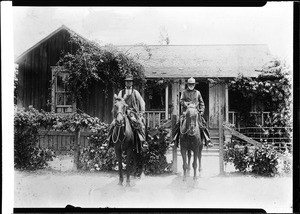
left=125, top=74, right=133, bottom=81
left=187, top=77, right=196, bottom=84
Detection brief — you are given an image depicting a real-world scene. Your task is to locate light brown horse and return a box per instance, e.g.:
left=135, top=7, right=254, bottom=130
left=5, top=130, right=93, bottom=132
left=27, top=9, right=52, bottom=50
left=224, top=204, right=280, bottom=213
left=111, top=95, right=137, bottom=186
left=179, top=104, right=204, bottom=181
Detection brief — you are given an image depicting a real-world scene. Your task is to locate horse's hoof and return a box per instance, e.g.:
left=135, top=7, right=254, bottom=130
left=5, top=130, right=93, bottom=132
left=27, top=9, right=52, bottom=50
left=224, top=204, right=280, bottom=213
left=193, top=176, right=198, bottom=181
left=126, top=182, right=131, bottom=187
left=183, top=177, right=186, bottom=182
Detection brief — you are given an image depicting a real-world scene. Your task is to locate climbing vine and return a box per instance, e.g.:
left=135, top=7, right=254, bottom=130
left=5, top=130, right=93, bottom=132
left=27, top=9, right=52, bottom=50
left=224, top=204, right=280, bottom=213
left=209, top=58, right=292, bottom=127
left=55, top=34, right=146, bottom=106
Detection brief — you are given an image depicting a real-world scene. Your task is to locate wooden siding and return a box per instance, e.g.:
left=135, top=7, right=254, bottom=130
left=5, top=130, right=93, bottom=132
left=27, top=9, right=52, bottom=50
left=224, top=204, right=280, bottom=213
left=208, top=83, right=226, bottom=128
left=16, top=28, right=76, bottom=112
left=16, top=28, right=114, bottom=123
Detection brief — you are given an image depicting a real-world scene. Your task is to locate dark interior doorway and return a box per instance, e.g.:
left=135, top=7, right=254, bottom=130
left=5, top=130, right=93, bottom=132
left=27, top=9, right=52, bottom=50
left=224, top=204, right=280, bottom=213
left=195, top=80, right=209, bottom=122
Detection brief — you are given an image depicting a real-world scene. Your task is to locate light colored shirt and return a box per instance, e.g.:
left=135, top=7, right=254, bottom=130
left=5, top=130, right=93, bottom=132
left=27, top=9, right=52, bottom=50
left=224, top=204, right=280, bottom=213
left=118, top=87, right=145, bottom=113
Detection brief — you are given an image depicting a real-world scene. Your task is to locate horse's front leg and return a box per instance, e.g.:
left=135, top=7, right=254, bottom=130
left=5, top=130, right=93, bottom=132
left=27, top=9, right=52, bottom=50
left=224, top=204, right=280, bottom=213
left=187, top=150, right=191, bottom=172
left=115, top=145, right=123, bottom=185
left=198, top=144, right=203, bottom=172
left=132, top=149, right=138, bottom=178
left=193, top=148, right=199, bottom=180
left=180, top=147, right=187, bottom=181
left=126, top=149, right=132, bottom=186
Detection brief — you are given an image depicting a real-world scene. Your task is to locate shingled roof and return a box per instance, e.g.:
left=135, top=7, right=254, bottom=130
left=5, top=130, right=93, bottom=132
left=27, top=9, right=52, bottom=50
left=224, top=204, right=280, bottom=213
left=16, top=25, right=272, bottom=78
left=119, top=44, right=272, bottom=78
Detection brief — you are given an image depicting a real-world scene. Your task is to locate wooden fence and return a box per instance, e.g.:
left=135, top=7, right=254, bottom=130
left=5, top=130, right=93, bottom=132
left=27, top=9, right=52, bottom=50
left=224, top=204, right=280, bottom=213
left=236, top=127, right=292, bottom=152
left=37, top=130, right=91, bottom=152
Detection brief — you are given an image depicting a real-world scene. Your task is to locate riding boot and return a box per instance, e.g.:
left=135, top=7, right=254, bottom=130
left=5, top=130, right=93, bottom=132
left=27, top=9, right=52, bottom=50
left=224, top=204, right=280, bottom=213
left=201, top=128, right=213, bottom=147
left=137, top=130, right=148, bottom=149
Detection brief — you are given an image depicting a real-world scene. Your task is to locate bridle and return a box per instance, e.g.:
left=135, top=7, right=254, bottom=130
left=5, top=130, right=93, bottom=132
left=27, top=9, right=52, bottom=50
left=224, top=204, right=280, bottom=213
left=112, top=105, right=127, bottom=144
left=181, top=106, right=198, bottom=136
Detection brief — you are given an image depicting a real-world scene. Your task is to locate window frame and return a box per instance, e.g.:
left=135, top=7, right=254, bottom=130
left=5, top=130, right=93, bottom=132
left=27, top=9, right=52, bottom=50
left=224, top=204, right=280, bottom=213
left=51, top=66, right=76, bottom=113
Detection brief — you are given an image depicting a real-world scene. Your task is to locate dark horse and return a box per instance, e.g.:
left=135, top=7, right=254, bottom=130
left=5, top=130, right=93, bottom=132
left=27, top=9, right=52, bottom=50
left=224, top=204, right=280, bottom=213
left=179, top=103, right=204, bottom=181
left=111, top=94, right=138, bottom=186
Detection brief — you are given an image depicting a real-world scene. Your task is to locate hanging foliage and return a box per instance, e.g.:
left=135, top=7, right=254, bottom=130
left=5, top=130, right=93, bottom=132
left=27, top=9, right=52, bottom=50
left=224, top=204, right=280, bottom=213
left=55, top=34, right=146, bottom=106
left=208, top=58, right=292, bottom=127
left=228, top=59, right=292, bottom=127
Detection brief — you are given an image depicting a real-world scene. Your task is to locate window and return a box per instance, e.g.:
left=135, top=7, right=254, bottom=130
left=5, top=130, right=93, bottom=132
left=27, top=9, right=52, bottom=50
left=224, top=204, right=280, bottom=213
left=51, top=67, right=75, bottom=113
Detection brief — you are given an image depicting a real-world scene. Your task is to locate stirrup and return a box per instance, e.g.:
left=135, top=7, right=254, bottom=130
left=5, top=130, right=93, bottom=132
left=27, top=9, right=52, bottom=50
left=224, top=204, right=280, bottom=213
left=169, top=140, right=175, bottom=147
left=207, top=141, right=213, bottom=148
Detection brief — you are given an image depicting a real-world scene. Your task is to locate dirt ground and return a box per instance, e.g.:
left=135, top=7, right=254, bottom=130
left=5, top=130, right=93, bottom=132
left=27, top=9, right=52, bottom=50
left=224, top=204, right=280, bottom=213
left=14, top=149, right=293, bottom=213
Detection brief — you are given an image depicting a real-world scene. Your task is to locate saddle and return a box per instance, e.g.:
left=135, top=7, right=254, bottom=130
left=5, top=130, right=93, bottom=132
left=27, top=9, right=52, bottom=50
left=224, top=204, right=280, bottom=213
left=127, top=109, right=143, bottom=131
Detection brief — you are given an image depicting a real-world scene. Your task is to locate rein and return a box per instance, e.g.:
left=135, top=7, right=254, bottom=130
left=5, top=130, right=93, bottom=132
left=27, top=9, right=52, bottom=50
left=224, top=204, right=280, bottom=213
left=181, top=109, right=198, bottom=136
left=112, top=111, right=127, bottom=144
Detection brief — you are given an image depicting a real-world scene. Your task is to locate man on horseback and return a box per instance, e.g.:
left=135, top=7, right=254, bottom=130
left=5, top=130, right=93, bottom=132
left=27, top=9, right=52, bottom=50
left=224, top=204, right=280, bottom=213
left=106, top=74, right=148, bottom=151
left=171, top=77, right=213, bottom=148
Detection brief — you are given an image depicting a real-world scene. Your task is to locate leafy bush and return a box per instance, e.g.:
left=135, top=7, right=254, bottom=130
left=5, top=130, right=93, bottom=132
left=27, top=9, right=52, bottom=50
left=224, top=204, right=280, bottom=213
left=79, top=126, right=172, bottom=175
left=223, top=139, right=290, bottom=176
left=143, top=127, right=172, bottom=175
left=14, top=106, right=104, bottom=170
left=78, top=124, right=119, bottom=171
left=14, top=106, right=172, bottom=174
left=250, top=143, right=278, bottom=176
left=224, top=140, right=252, bottom=172
left=14, top=107, right=55, bottom=170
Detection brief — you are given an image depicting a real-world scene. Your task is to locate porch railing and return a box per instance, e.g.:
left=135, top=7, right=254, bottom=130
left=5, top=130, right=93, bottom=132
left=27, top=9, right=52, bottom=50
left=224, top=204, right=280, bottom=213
left=228, top=111, right=271, bottom=127
left=145, top=111, right=167, bottom=128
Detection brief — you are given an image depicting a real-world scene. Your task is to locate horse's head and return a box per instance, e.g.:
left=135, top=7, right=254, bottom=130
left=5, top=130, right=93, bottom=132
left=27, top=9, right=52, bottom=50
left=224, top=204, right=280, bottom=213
left=112, top=94, right=128, bottom=126
left=185, top=104, right=198, bottom=136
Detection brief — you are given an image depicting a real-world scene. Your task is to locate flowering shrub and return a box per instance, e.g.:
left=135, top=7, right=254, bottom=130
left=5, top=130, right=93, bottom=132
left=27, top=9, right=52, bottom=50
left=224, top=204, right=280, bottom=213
left=224, top=139, right=252, bottom=172
left=78, top=125, right=119, bottom=171
left=14, top=106, right=106, bottom=170
left=228, top=59, right=292, bottom=128
left=223, top=139, right=290, bottom=176
left=14, top=107, right=55, bottom=170
left=14, top=106, right=172, bottom=174
left=143, top=127, right=172, bottom=175
left=250, top=143, right=279, bottom=176
left=79, top=126, right=172, bottom=175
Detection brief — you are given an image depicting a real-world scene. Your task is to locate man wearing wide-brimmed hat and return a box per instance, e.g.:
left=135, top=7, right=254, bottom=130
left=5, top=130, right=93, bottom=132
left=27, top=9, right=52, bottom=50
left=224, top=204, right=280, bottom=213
left=105, top=74, right=148, bottom=151
left=171, top=77, right=213, bottom=148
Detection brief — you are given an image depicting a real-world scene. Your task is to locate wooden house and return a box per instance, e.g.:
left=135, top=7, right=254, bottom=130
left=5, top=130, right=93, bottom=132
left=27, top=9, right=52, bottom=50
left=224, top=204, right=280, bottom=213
left=15, top=25, right=115, bottom=123
left=15, top=25, right=272, bottom=148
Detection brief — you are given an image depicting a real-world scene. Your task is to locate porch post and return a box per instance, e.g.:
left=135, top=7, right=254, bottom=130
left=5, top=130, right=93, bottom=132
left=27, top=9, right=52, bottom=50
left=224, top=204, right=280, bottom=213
left=165, top=85, right=169, bottom=120
left=171, top=80, right=180, bottom=173
left=225, top=84, right=229, bottom=123
left=219, top=85, right=225, bottom=175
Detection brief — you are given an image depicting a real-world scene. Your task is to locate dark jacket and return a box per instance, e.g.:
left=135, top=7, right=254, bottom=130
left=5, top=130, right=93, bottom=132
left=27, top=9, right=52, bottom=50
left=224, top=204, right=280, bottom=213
left=180, top=89, right=205, bottom=114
